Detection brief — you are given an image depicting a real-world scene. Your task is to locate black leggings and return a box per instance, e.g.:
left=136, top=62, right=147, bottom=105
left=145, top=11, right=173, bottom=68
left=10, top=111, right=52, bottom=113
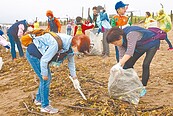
left=123, top=46, right=159, bottom=86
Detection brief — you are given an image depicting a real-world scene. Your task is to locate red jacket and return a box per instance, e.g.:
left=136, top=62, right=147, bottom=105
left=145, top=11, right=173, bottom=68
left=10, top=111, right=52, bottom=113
left=74, top=23, right=94, bottom=36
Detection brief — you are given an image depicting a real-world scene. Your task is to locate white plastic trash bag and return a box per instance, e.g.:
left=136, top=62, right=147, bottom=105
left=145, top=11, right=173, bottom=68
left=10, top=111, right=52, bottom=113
left=108, top=68, right=144, bottom=105
left=0, top=57, right=3, bottom=70
left=89, top=29, right=103, bottom=55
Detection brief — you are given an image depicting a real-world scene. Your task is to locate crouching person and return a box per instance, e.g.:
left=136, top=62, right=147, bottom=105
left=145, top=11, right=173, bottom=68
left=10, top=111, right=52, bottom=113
left=106, top=26, right=161, bottom=97
left=20, top=32, right=90, bottom=114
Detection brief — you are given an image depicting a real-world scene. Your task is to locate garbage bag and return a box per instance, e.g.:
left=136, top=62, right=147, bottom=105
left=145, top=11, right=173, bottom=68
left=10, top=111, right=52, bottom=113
left=88, top=29, right=103, bottom=55
left=108, top=68, right=143, bottom=105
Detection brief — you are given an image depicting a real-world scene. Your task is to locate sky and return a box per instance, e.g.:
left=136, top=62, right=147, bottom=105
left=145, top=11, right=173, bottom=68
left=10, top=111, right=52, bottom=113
left=0, top=0, right=173, bottom=24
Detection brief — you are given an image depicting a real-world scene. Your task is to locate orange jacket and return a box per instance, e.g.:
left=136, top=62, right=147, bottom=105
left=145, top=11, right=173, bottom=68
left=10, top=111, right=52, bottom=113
left=112, top=15, right=128, bottom=27
left=47, top=18, right=61, bottom=33
left=46, top=10, right=61, bottom=32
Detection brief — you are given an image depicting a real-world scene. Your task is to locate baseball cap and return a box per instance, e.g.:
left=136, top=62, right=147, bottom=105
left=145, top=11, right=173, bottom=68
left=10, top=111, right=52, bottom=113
left=115, top=1, right=128, bottom=10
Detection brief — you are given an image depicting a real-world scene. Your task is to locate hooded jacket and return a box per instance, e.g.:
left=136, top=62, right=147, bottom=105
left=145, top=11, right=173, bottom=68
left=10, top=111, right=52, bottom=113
left=46, top=10, right=61, bottom=33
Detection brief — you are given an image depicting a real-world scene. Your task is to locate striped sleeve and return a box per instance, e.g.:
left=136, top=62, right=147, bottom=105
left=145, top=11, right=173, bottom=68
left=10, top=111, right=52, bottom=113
left=125, top=31, right=142, bottom=56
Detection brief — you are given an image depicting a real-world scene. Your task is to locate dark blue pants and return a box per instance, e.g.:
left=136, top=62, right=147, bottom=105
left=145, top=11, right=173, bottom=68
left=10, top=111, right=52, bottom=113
left=123, top=45, right=159, bottom=86
left=7, top=33, right=24, bottom=59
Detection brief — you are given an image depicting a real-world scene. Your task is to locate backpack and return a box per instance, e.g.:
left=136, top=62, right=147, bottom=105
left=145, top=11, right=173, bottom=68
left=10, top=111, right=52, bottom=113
left=27, top=29, right=48, bottom=37
left=142, top=27, right=167, bottom=44
left=28, top=29, right=62, bottom=50
left=76, top=25, right=83, bottom=35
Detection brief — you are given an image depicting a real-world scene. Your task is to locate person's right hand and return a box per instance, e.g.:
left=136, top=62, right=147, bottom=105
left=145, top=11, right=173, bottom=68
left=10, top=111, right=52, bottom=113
left=111, top=63, right=122, bottom=72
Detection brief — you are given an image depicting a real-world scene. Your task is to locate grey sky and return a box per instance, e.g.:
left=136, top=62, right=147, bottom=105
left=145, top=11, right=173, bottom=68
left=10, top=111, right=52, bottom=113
left=0, top=0, right=172, bottom=24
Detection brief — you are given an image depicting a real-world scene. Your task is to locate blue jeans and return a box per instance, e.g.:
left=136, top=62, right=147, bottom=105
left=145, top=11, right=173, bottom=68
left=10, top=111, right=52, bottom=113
left=7, top=33, right=24, bottom=59
left=67, top=29, right=72, bottom=35
left=165, top=34, right=173, bottom=48
left=26, top=51, right=52, bottom=108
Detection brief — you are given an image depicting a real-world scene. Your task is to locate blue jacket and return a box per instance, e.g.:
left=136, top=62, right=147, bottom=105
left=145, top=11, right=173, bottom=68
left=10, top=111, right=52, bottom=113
left=7, top=20, right=28, bottom=40
left=96, top=12, right=111, bottom=33
left=27, top=33, right=76, bottom=77
left=48, top=18, right=58, bottom=33
left=122, top=26, right=160, bottom=50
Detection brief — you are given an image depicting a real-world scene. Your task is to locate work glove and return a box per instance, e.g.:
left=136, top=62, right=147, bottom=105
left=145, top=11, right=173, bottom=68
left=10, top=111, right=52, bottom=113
left=69, top=76, right=81, bottom=89
left=111, top=63, right=123, bottom=72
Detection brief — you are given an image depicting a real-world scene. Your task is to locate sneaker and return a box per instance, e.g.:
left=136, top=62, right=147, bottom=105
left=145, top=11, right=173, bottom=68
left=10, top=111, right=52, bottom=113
left=168, top=48, right=173, bottom=51
left=34, top=99, right=41, bottom=106
left=140, top=87, right=147, bottom=97
left=41, top=105, right=58, bottom=114
left=34, top=99, right=52, bottom=106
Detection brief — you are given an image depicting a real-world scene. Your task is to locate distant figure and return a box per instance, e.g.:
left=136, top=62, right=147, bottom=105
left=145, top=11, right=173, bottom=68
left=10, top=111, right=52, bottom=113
left=88, top=6, right=98, bottom=28
left=73, top=16, right=94, bottom=36
left=111, top=1, right=130, bottom=28
left=34, top=20, right=40, bottom=30
left=144, top=12, right=157, bottom=28
left=96, top=6, right=112, bottom=58
left=66, top=21, right=72, bottom=35
left=111, top=1, right=129, bottom=61
left=46, top=10, right=61, bottom=33
left=139, top=12, right=157, bottom=29
left=16, top=20, right=19, bottom=23
left=156, top=6, right=173, bottom=50
left=7, top=20, right=34, bottom=60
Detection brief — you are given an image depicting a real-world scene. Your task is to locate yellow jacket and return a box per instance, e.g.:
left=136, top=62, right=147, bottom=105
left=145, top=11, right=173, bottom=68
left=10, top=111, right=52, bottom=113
left=156, top=10, right=172, bottom=32
left=34, top=22, right=40, bottom=30
left=144, top=16, right=157, bottom=29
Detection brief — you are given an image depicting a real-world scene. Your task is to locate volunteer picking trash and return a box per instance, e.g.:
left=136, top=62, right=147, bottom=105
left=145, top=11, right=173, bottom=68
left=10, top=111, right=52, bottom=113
left=20, top=30, right=90, bottom=114
left=106, top=26, right=166, bottom=97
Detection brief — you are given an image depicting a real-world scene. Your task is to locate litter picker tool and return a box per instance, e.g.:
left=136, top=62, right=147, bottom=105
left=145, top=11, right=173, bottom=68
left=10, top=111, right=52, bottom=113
left=69, top=76, right=87, bottom=100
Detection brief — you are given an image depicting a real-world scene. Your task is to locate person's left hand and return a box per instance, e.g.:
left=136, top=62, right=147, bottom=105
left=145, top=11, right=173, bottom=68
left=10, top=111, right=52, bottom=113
left=69, top=76, right=81, bottom=89
left=72, top=79, right=81, bottom=89
left=42, top=76, right=48, bottom=80
left=111, top=63, right=122, bottom=72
